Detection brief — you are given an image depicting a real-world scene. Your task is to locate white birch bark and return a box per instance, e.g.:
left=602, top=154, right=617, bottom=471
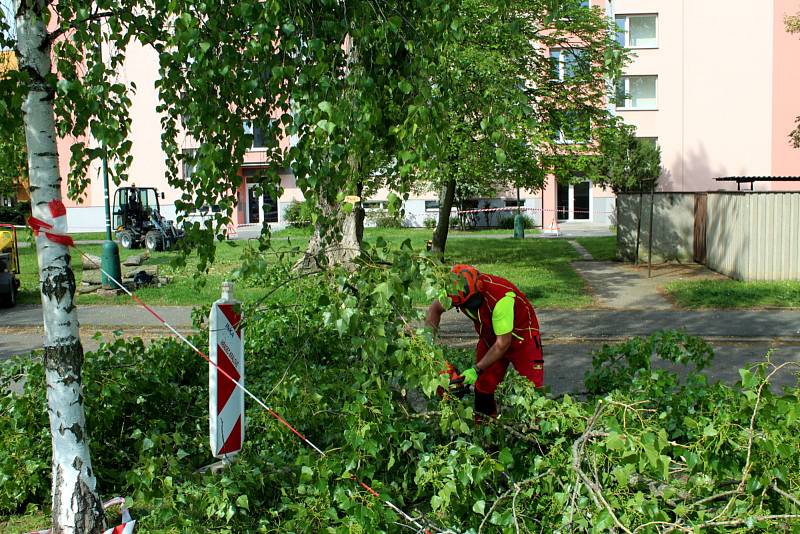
left=13, top=1, right=105, bottom=532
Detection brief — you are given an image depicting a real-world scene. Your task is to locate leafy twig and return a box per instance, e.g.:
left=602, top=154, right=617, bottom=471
left=772, top=483, right=800, bottom=509
left=694, top=514, right=800, bottom=528
left=570, top=402, right=631, bottom=534
left=478, top=471, right=553, bottom=534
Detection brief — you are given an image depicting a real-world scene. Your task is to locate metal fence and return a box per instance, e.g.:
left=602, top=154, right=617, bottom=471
left=617, top=191, right=800, bottom=281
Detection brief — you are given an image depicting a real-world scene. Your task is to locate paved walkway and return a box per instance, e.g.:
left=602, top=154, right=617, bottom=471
left=437, top=310, right=800, bottom=394
left=567, top=240, right=593, bottom=260
left=1, top=304, right=194, bottom=328
left=438, top=308, right=800, bottom=340
left=571, top=261, right=727, bottom=310
left=4, top=305, right=800, bottom=393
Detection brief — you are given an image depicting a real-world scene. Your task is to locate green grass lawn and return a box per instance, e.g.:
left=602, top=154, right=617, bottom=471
left=15, top=227, right=590, bottom=309
left=575, top=236, right=617, bottom=262
left=665, top=279, right=800, bottom=309
left=14, top=229, right=107, bottom=242
left=0, top=511, right=49, bottom=534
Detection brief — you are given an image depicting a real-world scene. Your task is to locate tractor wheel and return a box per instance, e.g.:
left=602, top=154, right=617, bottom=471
left=118, top=230, right=135, bottom=249
left=145, top=231, right=163, bottom=252
left=0, top=272, right=17, bottom=308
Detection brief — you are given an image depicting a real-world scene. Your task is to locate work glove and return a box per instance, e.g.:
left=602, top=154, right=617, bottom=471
left=461, top=367, right=480, bottom=385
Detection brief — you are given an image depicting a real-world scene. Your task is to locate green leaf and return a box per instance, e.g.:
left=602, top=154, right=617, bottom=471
left=495, top=147, right=507, bottom=164
left=498, top=448, right=513, bottom=467
left=315, top=119, right=336, bottom=135
left=605, top=431, right=626, bottom=451
left=739, top=368, right=757, bottom=389
left=473, top=499, right=485, bottom=515
left=398, top=80, right=413, bottom=94
left=318, top=101, right=333, bottom=116
left=300, top=465, right=313, bottom=483
left=235, top=495, right=249, bottom=510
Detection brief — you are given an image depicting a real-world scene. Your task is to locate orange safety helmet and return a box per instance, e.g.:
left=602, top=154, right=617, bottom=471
left=448, top=264, right=482, bottom=307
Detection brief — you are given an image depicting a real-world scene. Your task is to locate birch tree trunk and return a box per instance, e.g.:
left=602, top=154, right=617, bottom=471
left=14, top=1, right=105, bottom=532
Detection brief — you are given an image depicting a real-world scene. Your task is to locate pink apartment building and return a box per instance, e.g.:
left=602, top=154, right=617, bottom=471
left=611, top=0, right=800, bottom=192
left=57, top=0, right=800, bottom=232
left=540, top=0, right=800, bottom=227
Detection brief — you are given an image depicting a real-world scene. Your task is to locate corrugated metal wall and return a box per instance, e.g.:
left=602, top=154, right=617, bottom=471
left=704, top=192, right=800, bottom=281
left=746, top=193, right=800, bottom=280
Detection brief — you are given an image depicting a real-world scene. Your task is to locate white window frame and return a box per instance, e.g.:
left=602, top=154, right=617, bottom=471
left=363, top=200, right=388, bottom=211
left=616, top=75, right=658, bottom=111
left=243, top=120, right=268, bottom=151
left=616, top=14, right=658, bottom=49
left=558, top=181, right=594, bottom=222
left=549, top=48, right=587, bottom=82
left=553, top=114, right=592, bottom=145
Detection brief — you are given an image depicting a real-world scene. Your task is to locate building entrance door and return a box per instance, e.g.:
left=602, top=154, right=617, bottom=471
left=556, top=181, right=593, bottom=221
left=246, top=183, right=280, bottom=225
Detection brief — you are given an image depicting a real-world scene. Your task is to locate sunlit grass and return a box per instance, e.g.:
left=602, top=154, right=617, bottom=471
left=665, top=279, right=800, bottom=309
left=16, top=228, right=590, bottom=309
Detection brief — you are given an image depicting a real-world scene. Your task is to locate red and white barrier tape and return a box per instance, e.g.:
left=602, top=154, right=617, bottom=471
left=26, top=209, right=433, bottom=534
left=456, top=206, right=614, bottom=216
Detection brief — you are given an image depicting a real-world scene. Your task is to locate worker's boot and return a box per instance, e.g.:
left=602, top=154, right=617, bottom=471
left=474, top=391, right=498, bottom=425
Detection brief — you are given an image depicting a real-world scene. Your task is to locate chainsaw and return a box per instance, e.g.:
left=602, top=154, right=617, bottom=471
left=437, top=362, right=472, bottom=399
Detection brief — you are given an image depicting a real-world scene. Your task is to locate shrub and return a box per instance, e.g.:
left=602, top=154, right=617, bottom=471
left=0, top=201, right=30, bottom=225
left=282, top=200, right=312, bottom=227
left=4, top=247, right=800, bottom=533
left=497, top=213, right=535, bottom=229
left=423, top=216, right=436, bottom=229
left=366, top=209, right=402, bottom=228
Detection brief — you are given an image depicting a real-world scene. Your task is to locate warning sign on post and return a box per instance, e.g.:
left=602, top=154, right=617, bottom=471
left=209, top=282, right=245, bottom=458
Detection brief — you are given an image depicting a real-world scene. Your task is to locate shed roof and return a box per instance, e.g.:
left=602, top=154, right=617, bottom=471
left=715, top=176, right=800, bottom=191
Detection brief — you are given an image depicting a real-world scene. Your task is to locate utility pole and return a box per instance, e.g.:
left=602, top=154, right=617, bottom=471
left=95, top=22, right=121, bottom=289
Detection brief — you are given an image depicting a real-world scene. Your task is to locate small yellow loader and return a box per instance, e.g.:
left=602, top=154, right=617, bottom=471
left=0, top=224, right=21, bottom=307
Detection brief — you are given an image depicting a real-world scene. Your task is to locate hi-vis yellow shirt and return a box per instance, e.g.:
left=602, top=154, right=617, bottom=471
left=463, top=291, right=515, bottom=335
left=491, top=292, right=516, bottom=335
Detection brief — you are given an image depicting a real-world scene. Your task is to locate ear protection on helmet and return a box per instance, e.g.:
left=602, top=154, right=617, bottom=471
left=449, top=264, right=482, bottom=307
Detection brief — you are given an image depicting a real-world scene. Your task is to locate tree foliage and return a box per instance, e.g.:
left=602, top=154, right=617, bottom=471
left=0, top=50, right=26, bottom=200
left=591, top=121, right=662, bottom=193
left=3, top=242, right=800, bottom=532
left=423, top=0, right=625, bottom=251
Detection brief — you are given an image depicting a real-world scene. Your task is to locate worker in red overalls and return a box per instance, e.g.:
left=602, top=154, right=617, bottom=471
left=427, top=264, right=544, bottom=419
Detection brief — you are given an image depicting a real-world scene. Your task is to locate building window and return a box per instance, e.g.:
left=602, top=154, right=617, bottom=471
left=549, top=48, right=589, bottom=81
left=243, top=120, right=268, bottom=149
left=425, top=200, right=439, bottom=211
left=363, top=200, right=388, bottom=210
left=504, top=199, right=524, bottom=208
left=615, top=76, right=657, bottom=110
left=615, top=15, right=658, bottom=48
left=181, top=149, right=197, bottom=181
left=550, top=109, right=591, bottom=144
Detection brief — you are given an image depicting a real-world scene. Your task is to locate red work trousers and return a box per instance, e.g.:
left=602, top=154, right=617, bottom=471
left=474, top=337, right=544, bottom=396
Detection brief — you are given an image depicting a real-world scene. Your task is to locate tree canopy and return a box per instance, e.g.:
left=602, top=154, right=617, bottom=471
left=423, top=0, right=625, bottom=251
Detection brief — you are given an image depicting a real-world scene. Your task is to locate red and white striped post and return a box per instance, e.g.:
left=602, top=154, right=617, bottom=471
left=209, top=281, right=245, bottom=458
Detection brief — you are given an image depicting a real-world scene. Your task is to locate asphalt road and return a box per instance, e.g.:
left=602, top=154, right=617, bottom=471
left=3, top=305, right=799, bottom=395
